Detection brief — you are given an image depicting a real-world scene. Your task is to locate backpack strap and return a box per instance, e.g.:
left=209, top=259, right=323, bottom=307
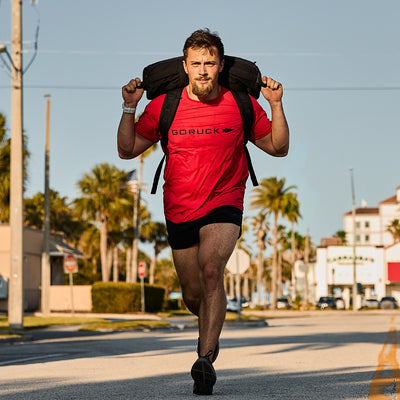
left=231, top=91, right=259, bottom=186
left=151, top=88, right=182, bottom=194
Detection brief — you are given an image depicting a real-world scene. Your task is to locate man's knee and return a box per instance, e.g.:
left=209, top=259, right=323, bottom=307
left=202, top=262, right=223, bottom=291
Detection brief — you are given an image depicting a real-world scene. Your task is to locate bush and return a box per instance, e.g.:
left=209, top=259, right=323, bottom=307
left=91, top=282, right=165, bottom=313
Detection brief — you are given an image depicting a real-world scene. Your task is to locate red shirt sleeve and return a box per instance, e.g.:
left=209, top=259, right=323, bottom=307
left=134, top=94, right=166, bottom=142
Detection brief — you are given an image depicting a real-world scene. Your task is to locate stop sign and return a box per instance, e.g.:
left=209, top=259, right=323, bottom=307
left=64, top=254, right=78, bottom=274
left=138, top=262, right=146, bottom=278
left=226, top=248, right=250, bottom=275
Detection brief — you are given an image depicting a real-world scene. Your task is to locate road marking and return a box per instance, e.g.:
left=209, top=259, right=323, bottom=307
left=369, top=317, right=400, bottom=399
left=0, top=353, right=65, bottom=366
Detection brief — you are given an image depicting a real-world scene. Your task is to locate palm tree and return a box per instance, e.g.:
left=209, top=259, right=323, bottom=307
left=130, top=138, right=159, bottom=283
left=334, top=230, right=347, bottom=245
left=74, top=163, right=130, bottom=282
left=140, top=221, right=168, bottom=284
left=24, top=189, right=85, bottom=244
left=387, top=219, right=400, bottom=243
left=0, top=112, right=29, bottom=223
left=283, top=192, right=301, bottom=294
left=249, top=177, right=297, bottom=309
left=250, top=212, right=269, bottom=305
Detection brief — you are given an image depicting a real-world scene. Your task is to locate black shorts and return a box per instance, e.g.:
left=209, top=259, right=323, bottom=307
left=166, top=205, right=243, bottom=250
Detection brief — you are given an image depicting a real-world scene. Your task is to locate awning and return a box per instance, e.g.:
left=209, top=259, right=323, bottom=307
left=49, top=239, right=83, bottom=258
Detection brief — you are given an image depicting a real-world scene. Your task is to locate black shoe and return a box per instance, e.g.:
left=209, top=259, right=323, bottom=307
left=197, top=339, right=219, bottom=363
left=191, top=350, right=217, bottom=395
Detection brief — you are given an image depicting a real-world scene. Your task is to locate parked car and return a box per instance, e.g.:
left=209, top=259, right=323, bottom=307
left=316, top=296, right=336, bottom=310
left=379, top=296, right=399, bottom=310
left=277, top=297, right=292, bottom=309
left=335, top=297, right=345, bottom=310
left=362, top=298, right=379, bottom=308
left=226, top=296, right=249, bottom=312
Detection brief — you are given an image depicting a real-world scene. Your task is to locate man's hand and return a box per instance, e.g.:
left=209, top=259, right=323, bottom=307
left=122, top=78, right=144, bottom=108
left=260, top=76, right=283, bottom=104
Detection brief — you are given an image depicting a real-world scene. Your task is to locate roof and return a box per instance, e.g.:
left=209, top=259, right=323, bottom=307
left=380, top=195, right=397, bottom=205
left=49, top=239, right=83, bottom=257
left=343, top=207, right=379, bottom=216
left=320, top=237, right=343, bottom=247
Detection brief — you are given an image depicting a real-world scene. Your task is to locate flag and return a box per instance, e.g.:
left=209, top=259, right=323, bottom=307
left=126, top=169, right=138, bottom=194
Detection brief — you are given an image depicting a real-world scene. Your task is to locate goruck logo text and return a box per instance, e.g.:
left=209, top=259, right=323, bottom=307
left=171, top=128, right=234, bottom=135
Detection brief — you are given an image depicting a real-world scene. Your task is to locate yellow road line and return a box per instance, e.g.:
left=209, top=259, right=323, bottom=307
left=369, top=317, right=400, bottom=399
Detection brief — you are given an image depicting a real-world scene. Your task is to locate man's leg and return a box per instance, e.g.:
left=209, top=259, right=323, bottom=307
left=172, top=222, right=239, bottom=354
left=197, top=222, right=239, bottom=359
left=172, top=244, right=201, bottom=316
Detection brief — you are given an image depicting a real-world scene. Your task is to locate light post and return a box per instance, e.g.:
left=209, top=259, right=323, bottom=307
left=350, top=167, right=358, bottom=310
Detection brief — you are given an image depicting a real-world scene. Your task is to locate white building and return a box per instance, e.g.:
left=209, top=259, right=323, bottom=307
left=315, top=186, right=400, bottom=307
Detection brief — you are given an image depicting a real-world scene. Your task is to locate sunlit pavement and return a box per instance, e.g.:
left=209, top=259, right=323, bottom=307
left=0, top=310, right=399, bottom=399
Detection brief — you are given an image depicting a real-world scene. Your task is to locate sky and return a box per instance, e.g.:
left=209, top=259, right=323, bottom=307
left=0, top=0, right=399, bottom=256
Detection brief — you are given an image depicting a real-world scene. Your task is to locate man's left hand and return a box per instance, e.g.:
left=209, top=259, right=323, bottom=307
left=261, top=76, right=283, bottom=104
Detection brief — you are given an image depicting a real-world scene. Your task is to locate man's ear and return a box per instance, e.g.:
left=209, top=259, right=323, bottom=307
left=183, top=59, right=188, bottom=74
left=219, top=58, right=225, bottom=73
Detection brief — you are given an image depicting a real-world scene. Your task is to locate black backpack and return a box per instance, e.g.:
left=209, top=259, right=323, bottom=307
left=137, top=55, right=266, bottom=194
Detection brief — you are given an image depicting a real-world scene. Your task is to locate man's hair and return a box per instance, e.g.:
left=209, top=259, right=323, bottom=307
left=183, top=28, right=224, bottom=61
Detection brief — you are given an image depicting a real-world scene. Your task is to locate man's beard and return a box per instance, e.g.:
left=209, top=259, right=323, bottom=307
left=191, top=78, right=214, bottom=98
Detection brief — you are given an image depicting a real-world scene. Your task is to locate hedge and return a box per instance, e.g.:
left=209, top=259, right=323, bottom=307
left=91, top=282, right=165, bottom=313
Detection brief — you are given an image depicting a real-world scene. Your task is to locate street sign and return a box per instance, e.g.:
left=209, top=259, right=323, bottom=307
left=138, top=262, right=146, bottom=279
left=226, top=248, right=250, bottom=275
left=64, top=254, right=78, bottom=274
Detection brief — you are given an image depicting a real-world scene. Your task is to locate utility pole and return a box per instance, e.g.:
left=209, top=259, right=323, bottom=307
left=8, top=0, right=24, bottom=329
left=350, top=167, right=358, bottom=311
left=41, top=95, right=51, bottom=316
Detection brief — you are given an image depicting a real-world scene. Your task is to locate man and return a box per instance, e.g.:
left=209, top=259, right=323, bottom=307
left=117, top=28, right=289, bottom=395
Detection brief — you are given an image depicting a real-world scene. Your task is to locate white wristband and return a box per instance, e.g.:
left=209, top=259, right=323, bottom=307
left=122, top=103, right=136, bottom=114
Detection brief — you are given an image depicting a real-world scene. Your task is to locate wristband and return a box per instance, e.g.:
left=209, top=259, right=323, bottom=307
left=122, top=103, right=136, bottom=114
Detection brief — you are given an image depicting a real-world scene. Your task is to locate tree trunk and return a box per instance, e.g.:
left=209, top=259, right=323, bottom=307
left=291, top=222, right=296, bottom=296
left=278, top=250, right=282, bottom=297
left=106, top=246, right=113, bottom=282
left=149, top=245, right=159, bottom=285
left=100, top=217, right=108, bottom=282
left=257, top=228, right=264, bottom=305
left=126, top=246, right=132, bottom=282
left=271, top=213, right=279, bottom=310
left=113, top=246, right=119, bottom=282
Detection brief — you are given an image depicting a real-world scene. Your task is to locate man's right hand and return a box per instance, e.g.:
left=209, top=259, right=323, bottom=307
left=122, top=78, right=144, bottom=108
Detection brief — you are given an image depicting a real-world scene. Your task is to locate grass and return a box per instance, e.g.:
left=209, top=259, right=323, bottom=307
left=79, top=320, right=171, bottom=331
left=0, top=314, right=172, bottom=334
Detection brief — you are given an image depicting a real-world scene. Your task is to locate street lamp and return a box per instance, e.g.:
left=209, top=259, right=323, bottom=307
left=349, top=167, right=358, bottom=311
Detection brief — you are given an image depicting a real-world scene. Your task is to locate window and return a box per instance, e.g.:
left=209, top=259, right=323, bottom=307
left=356, top=235, right=361, bottom=243
left=365, top=235, right=370, bottom=242
left=365, top=221, right=370, bottom=229
left=356, top=221, right=361, bottom=229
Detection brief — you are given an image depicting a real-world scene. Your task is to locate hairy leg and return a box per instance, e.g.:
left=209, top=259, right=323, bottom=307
left=172, top=223, right=239, bottom=360
left=197, top=223, right=239, bottom=359
left=172, top=244, right=201, bottom=316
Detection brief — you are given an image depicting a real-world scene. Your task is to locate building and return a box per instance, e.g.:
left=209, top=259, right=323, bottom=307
left=315, top=186, right=400, bottom=308
left=0, top=225, right=87, bottom=313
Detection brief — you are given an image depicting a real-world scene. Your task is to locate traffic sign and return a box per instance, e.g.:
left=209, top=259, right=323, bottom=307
left=64, top=254, right=78, bottom=274
left=226, top=248, right=250, bottom=275
left=138, top=262, right=146, bottom=278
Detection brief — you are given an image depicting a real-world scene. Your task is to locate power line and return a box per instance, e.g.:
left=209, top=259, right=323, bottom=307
left=1, top=84, right=400, bottom=91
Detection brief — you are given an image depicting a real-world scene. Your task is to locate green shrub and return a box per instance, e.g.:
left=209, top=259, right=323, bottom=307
left=91, top=282, right=165, bottom=313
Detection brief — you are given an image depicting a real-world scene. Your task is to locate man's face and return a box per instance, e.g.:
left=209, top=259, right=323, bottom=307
left=183, top=46, right=224, bottom=100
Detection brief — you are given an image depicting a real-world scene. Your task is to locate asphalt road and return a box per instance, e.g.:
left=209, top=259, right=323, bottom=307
left=0, top=311, right=399, bottom=399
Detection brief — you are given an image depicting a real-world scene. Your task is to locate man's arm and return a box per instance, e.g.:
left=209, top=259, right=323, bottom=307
left=117, top=78, right=154, bottom=159
left=254, top=76, right=289, bottom=157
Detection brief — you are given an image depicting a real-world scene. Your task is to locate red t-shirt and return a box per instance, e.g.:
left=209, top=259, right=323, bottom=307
left=135, top=87, right=271, bottom=223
